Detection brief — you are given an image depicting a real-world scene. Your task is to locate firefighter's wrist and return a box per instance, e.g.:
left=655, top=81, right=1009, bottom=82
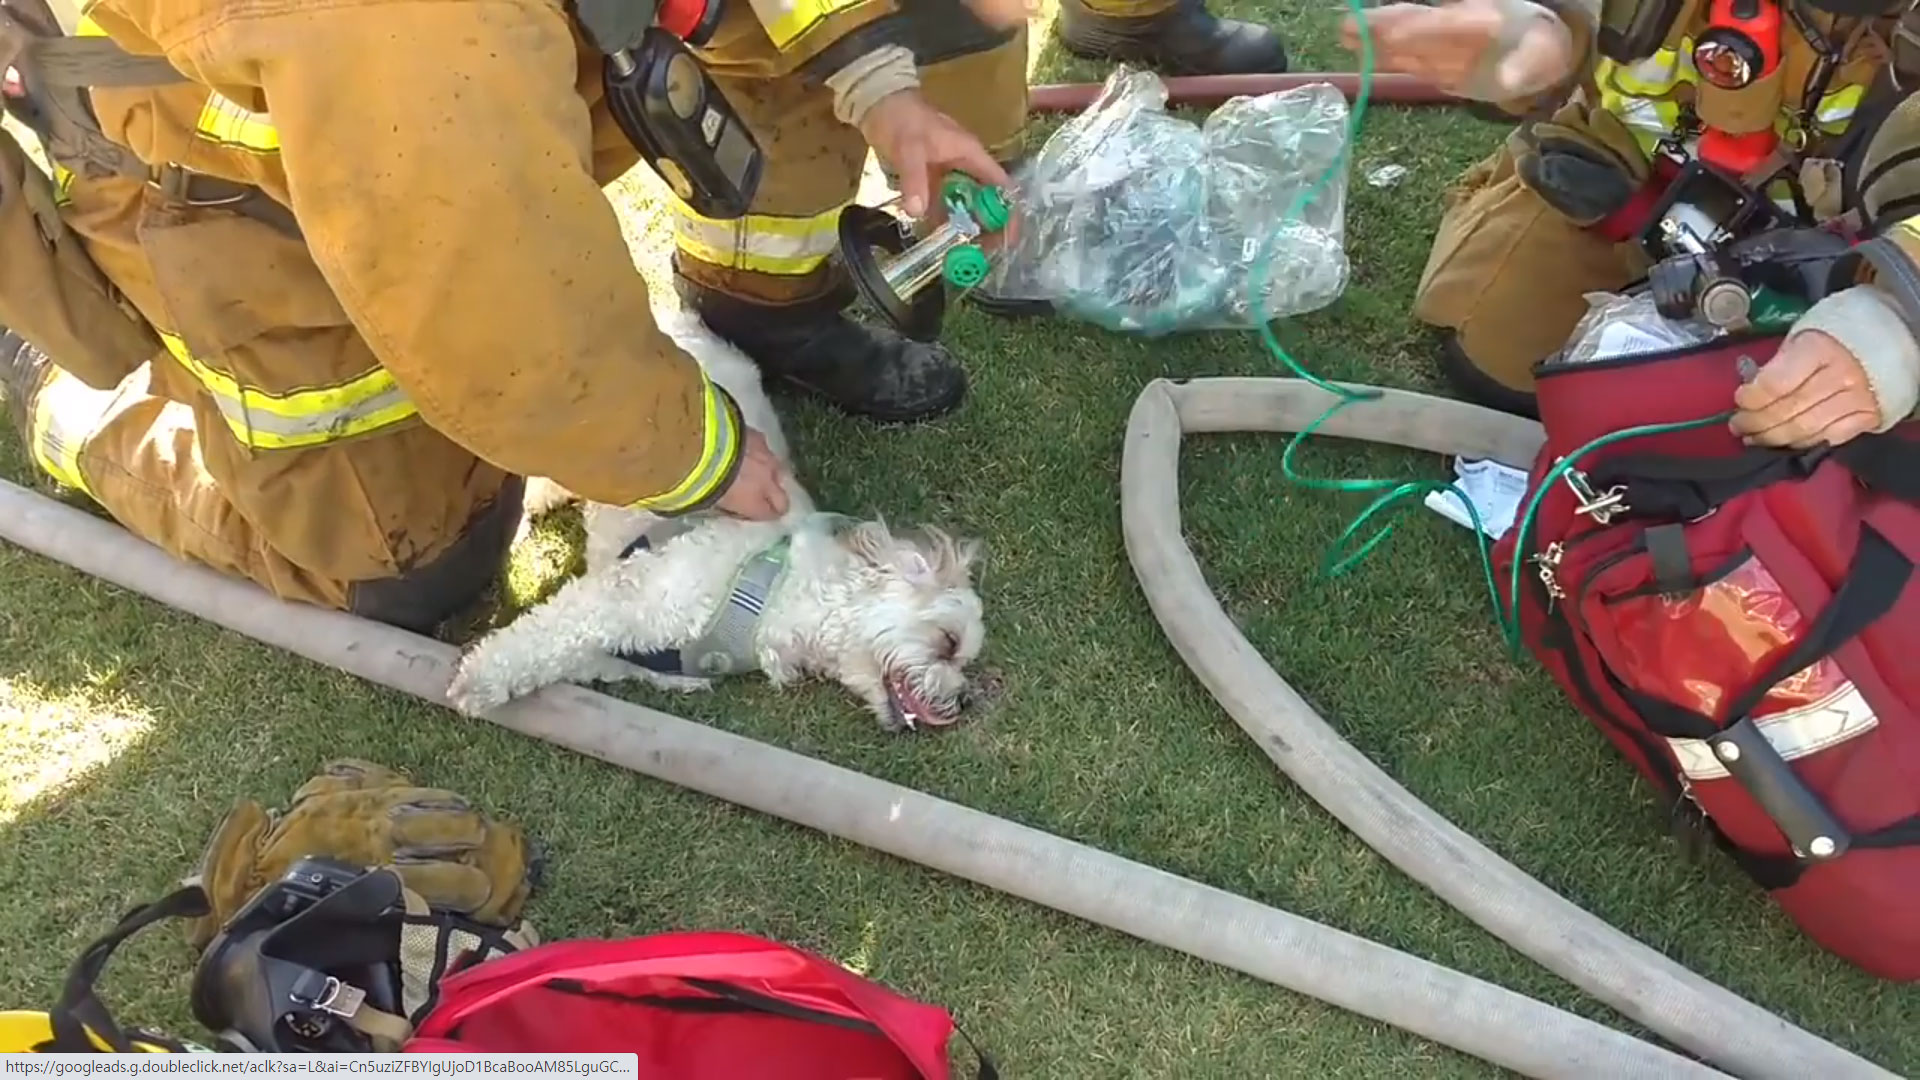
left=1787, top=285, right=1920, bottom=432
left=630, top=384, right=747, bottom=517
left=826, top=45, right=921, bottom=129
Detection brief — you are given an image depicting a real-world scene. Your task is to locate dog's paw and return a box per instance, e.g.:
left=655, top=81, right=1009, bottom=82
left=444, top=654, right=513, bottom=716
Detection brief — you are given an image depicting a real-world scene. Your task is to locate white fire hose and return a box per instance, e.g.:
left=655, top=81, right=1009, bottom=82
left=0, top=378, right=1894, bottom=1077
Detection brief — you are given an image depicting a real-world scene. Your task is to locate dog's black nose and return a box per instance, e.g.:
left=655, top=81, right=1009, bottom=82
left=957, top=688, right=977, bottom=711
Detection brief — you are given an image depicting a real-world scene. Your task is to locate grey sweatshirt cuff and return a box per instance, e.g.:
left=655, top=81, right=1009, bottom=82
left=1457, top=0, right=1571, bottom=102
left=826, top=45, right=921, bottom=130
left=1786, top=284, right=1920, bottom=432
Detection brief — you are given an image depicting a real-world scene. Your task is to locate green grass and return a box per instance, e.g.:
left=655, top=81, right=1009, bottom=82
left=4, top=7, right=1917, bottom=1077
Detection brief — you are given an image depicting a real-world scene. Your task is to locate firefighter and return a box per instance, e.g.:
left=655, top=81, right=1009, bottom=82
left=1732, top=90, right=1920, bottom=448
left=0, top=0, right=1029, bottom=631
left=1344, top=0, right=1905, bottom=416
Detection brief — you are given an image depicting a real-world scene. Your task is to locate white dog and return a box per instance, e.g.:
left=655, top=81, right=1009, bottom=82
left=445, top=302, right=988, bottom=732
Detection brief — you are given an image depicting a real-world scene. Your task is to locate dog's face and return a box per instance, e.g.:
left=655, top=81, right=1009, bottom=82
left=819, top=521, right=987, bottom=732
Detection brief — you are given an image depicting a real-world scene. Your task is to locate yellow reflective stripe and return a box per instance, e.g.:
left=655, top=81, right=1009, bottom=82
left=52, top=163, right=73, bottom=207
left=157, top=332, right=418, bottom=450
left=1815, top=84, right=1865, bottom=133
left=75, top=13, right=108, bottom=35
left=1599, top=93, right=1681, bottom=156
left=195, top=92, right=280, bottom=153
left=1601, top=48, right=1688, bottom=97
left=748, top=0, right=866, bottom=48
left=630, top=372, right=740, bottom=514
left=673, top=203, right=844, bottom=276
left=28, top=369, right=98, bottom=497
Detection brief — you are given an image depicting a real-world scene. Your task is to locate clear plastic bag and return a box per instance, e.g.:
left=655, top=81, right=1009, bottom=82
left=1560, top=290, right=1723, bottom=365
left=981, top=67, right=1352, bottom=335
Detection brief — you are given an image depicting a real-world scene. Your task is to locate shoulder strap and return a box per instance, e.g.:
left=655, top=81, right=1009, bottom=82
left=24, top=35, right=189, bottom=87
left=45, top=885, right=211, bottom=1053
left=1893, top=4, right=1920, bottom=88
left=0, top=2, right=175, bottom=183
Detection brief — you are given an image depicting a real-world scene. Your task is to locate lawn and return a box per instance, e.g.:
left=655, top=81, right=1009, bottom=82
left=3, top=3, right=1916, bottom=1077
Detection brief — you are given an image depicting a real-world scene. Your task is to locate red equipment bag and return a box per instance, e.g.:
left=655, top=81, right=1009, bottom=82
left=1494, top=333, right=1920, bottom=980
left=402, top=930, right=997, bottom=1078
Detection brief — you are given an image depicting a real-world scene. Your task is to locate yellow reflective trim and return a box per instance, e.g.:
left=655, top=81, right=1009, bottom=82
left=75, top=13, right=108, bottom=35
left=1601, top=47, right=1687, bottom=97
left=157, top=332, right=418, bottom=450
left=1814, top=84, right=1865, bottom=134
left=631, top=372, right=741, bottom=513
left=195, top=92, right=280, bottom=153
left=750, top=0, right=866, bottom=48
left=28, top=370, right=97, bottom=497
left=672, top=203, right=844, bottom=277
left=1598, top=93, right=1681, bottom=156
left=52, top=163, right=73, bottom=207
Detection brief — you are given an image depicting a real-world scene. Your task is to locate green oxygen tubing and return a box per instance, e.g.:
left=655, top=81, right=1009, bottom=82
left=1239, top=4, right=1734, bottom=653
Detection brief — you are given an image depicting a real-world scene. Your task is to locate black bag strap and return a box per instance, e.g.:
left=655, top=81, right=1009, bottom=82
left=44, top=885, right=210, bottom=1053
left=1591, top=433, right=1920, bottom=520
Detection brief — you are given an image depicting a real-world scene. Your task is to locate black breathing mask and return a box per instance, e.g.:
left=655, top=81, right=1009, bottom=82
left=189, top=858, right=412, bottom=1053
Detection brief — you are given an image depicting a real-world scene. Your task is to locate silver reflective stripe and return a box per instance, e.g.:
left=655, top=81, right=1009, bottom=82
left=1666, top=682, right=1878, bottom=781
left=214, top=382, right=414, bottom=443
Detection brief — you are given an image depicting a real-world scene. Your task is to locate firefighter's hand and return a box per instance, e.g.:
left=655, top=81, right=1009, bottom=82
left=714, top=428, right=792, bottom=521
left=962, top=0, right=1038, bottom=27
left=860, top=89, right=1012, bottom=219
left=1731, top=332, right=1882, bottom=449
left=1340, top=0, right=1574, bottom=101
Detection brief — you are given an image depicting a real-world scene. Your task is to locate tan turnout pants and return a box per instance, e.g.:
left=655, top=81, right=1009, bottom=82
left=675, top=11, right=1032, bottom=304
left=1412, top=143, right=1648, bottom=397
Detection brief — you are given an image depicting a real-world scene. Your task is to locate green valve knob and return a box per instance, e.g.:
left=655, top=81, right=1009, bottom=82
left=941, top=173, right=979, bottom=210
left=970, top=184, right=1011, bottom=232
left=943, top=244, right=990, bottom=288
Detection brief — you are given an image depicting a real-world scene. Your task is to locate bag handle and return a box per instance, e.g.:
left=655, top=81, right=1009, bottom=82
left=45, top=886, right=210, bottom=1053
left=676, top=977, right=999, bottom=1080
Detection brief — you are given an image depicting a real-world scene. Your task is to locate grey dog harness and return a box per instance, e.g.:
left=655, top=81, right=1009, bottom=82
left=613, top=518, right=792, bottom=679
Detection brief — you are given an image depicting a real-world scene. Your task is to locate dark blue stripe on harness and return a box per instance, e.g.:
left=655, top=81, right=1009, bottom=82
left=614, top=533, right=685, bottom=675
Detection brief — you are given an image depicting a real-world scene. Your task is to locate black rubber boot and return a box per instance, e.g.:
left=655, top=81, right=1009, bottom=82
left=1056, top=0, right=1289, bottom=77
left=1, top=329, right=51, bottom=445
left=1436, top=330, right=1540, bottom=420
left=674, top=273, right=968, bottom=424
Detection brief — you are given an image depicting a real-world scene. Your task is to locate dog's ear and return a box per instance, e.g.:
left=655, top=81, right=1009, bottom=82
left=840, top=519, right=924, bottom=580
left=841, top=519, right=945, bottom=588
left=915, top=526, right=984, bottom=589
left=840, top=519, right=895, bottom=566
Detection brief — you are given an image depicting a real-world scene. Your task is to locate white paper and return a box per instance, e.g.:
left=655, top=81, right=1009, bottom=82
left=1423, top=457, right=1530, bottom=540
left=1591, top=320, right=1683, bottom=360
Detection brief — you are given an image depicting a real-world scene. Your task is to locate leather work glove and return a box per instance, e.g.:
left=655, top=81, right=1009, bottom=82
left=1509, top=101, right=1653, bottom=226
left=184, top=760, right=539, bottom=949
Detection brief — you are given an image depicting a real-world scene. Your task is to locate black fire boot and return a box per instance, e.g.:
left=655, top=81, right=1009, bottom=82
left=1056, top=0, right=1289, bottom=77
left=673, top=273, right=968, bottom=424
left=1, top=329, right=51, bottom=445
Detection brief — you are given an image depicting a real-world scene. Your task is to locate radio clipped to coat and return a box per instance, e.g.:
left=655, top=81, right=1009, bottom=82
left=576, top=0, right=765, bottom=220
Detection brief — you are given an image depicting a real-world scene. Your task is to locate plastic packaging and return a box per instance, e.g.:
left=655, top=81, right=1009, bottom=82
left=982, top=67, right=1352, bottom=335
left=1560, top=290, right=1723, bottom=365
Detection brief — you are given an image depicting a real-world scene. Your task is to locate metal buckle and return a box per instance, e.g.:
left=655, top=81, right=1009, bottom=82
left=293, top=975, right=366, bottom=1018
left=149, top=164, right=251, bottom=208
left=1562, top=468, right=1629, bottom=525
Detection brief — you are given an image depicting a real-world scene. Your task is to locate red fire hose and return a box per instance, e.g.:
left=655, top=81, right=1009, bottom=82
left=1028, top=72, right=1456, bottom=112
